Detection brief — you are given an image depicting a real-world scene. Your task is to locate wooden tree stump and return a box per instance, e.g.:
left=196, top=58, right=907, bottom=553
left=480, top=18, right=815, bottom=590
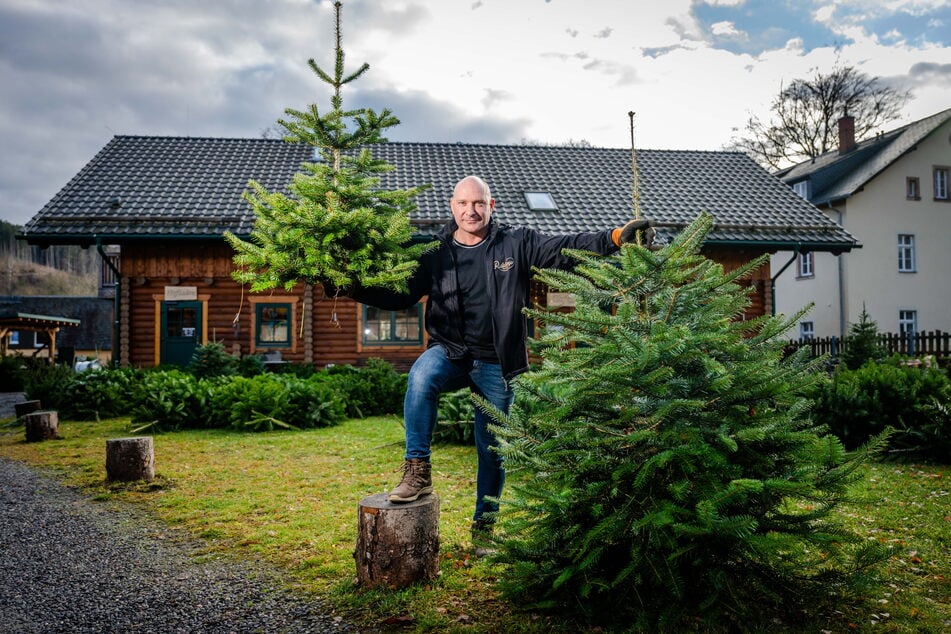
left=15, top=400, right=42, bottom=419
left=105, top=437, right=155, bottom=482
left=24, top=410, right=59, bottom=442
left=354, top=492, right=439, bottom=589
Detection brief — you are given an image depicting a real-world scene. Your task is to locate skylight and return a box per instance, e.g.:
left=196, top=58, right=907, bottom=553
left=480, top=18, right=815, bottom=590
left=524, top=191, right=558, bottom=211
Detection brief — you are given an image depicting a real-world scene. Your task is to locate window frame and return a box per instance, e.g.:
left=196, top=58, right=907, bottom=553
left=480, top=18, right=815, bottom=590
left=361, top=304, right=424, bottom=347
left=906, top=176, right=920, bottom=200
left=898, top=309, right=918, bottom=336
left=797, top=251, right=814, bottom=278
left=254, top=302, right=293, bottom=348
left=523, top=192, right=558, bottom=211
left=897, top=234, right=916, bottom=273
left=799, top=321, right=815, bottom=340
left=791, top=180, right=810, bottom=200
left=935, top=166, right=950, bottom=201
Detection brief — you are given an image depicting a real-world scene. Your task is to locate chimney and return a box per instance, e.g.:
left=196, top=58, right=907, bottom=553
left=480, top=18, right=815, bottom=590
left=838, top=114, right=856, bottom=154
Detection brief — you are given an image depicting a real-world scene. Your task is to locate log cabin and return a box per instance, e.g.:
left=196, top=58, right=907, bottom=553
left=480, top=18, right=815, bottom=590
left=19, top=137, right=858, bottom=370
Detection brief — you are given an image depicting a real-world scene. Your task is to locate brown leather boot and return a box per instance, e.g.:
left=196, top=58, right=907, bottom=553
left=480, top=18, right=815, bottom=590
left=388, top=458, right=433, bottom=502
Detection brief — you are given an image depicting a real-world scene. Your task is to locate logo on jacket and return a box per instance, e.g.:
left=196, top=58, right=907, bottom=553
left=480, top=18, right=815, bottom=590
left=494, top=257, right=515, bottom=272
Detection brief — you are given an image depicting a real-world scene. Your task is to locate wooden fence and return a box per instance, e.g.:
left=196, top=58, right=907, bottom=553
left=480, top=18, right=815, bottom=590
left=787, top=330, right=951, bottom=360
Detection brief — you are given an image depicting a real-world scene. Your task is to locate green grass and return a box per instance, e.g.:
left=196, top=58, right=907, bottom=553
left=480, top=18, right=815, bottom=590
left=1, top=416, right=948, bottom=632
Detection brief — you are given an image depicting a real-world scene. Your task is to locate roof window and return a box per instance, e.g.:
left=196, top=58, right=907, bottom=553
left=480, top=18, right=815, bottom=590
left=524, top=191, right=558, bottom=211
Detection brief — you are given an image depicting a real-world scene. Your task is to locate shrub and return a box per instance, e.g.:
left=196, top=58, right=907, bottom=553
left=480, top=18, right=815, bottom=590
left=433, top=389, right=474, bottom=445
left=839, top=306, right=886, bottom=370
left=21, top=360, right=77, bottom=411
left=812, top=356, right=951, bottom=460
left=130, top=370, right=210, bottom=432
left=323, top=358, right=406, bottom=418
left=207, top=373, right=345, bottom=431
left=237, top=354, right=266, bottom=377
left=60, top=366, right=141, bottom=420
left=0, top=355, right=27, bottom=392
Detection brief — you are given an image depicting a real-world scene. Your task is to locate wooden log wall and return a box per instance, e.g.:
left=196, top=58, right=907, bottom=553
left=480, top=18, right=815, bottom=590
left=116, top=241, right=772, bottom=369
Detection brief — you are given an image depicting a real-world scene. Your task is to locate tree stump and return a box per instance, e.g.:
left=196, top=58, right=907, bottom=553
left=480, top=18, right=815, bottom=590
left=105, top=437, right=155, bottom=482
left=24, top=410, right=59, bottom=442
left=354, top=492, right=439, bottom=589
left=15, top=400, right=42, bottom=419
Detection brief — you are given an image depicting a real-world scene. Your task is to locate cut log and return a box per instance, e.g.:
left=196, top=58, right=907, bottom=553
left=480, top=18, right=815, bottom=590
left=105, top=437, right=155, bottom=482
left=15, top=400, right=42, bottom=419
left=354, top=492, right=439, bottom=589
left=24, top=410, right=59, bottom=442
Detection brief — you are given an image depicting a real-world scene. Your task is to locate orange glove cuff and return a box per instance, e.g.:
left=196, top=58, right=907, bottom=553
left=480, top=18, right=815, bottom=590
left=611, top=227, right=623, bottom=247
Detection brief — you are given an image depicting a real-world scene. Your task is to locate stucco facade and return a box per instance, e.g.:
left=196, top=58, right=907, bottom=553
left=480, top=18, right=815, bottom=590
left=773, top=110, right=951, bottom=339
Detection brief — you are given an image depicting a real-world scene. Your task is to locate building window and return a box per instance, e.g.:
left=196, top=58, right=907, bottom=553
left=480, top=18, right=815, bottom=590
left=935, top=167, right=950, bottom=201
left=9, top=331, right=19, bottom=346
left=906, top=177, right=920, bottom=200
left=898, top=234, right=916, bottom=273
left=791, top=180, right=810, bottom=200
left=797, top=251, right=814, bottom=278
left=799, top=321, right=815, bottom=340
left=899, top=310, right=917, bottom=336
left=255, top=303, right=291, bottom=347
left=362, top=305, right=423, bottom=346
left=524, top=192, right=558, bottom=211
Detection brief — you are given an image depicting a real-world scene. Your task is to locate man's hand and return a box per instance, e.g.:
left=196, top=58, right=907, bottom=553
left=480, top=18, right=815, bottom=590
left=612, top=218, right=656, bottom=248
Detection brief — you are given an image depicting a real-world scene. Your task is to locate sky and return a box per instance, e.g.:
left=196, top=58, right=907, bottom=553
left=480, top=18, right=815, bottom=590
left=2, top=0, right=950, bottom=226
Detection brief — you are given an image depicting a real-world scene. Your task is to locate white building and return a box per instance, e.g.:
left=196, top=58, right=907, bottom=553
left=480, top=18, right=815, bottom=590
left=772, top=108, right=951, bottom=340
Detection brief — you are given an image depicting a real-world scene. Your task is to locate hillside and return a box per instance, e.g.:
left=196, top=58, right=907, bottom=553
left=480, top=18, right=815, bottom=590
left=0, top=256, right=98, bottom=296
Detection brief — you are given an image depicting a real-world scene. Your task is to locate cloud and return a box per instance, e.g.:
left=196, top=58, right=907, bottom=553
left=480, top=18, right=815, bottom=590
left=594, top=27, right=613, bottom=38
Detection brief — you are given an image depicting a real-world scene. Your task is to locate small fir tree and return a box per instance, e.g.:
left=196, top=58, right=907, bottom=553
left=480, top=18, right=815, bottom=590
left=225, top=2, right=434, bottom=294
left=839, top=305, right=886, bottom=370
left=489, top=213, right=887, bottom=629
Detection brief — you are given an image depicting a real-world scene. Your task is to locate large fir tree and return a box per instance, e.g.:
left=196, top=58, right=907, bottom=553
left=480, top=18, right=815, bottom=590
left=225, top=2, right=434, bottom=294
left=489, top=213, right=886, bottom=628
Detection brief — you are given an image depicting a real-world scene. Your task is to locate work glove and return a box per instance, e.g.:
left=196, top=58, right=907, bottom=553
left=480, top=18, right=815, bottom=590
left=612, top=218, right=656, bottom=248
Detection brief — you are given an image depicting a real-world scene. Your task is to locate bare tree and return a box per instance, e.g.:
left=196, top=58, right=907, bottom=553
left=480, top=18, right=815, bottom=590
left=730, top=62, right=910, bottom=170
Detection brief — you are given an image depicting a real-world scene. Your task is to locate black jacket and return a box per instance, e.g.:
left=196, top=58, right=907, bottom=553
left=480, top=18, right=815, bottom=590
left=353, top=219, right=619, bottom=381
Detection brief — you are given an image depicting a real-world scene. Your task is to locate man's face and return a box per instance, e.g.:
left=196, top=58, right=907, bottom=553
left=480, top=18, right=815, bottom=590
left=450, top=179, right=495, bottom=241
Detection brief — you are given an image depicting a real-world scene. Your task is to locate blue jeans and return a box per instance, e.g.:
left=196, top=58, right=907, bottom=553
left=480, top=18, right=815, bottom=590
left=403, top=344, right=514, bottom=522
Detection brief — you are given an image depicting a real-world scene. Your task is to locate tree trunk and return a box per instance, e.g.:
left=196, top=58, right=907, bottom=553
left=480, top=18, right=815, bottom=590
left=24, top=410, right=58, bottom=442
left=354, top=492, right=439, bottom=589
left=105, top=437, right=155, bottom=482
left=15, top=400, right=42, bottom=419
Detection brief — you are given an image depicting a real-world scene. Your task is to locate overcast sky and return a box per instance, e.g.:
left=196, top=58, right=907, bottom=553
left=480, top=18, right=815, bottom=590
left=2, top=0, right=950, bottom=226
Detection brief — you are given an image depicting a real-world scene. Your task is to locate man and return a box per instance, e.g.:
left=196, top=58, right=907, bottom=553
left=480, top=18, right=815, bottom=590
left=349, top=175, right=651, bottom=548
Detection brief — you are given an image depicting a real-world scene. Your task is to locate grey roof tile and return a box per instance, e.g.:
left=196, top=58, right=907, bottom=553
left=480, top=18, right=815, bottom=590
left=21, top=136, right=857, bottom=252
left=778, top=108, right=951, bottom=206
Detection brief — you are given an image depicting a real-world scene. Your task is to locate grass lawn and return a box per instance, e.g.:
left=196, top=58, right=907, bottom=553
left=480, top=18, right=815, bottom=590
left=1, top=416, right=948, bottom=632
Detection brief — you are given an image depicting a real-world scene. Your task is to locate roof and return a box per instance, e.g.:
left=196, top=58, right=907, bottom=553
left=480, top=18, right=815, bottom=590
left=0, top=296, right=113, bottom=350
left=21, top=136, right=858, bottom=253
left=776, top=108, right=951, bottom=207
left=0, top=311, right=80, bottom=328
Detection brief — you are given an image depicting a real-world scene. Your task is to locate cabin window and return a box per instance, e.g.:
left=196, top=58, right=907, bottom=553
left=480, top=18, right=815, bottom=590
left=897, top=234, right=916, bottom=273
left=255, top=303, right=291, bottom=348
left=362, top=305, right=423, bottom=346
left=906, top=177, right=920, bottom=200
left=9, top=331, right=19, bottom=346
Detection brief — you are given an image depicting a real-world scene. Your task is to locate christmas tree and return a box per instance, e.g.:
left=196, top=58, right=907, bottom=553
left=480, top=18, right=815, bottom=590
left=839, top=305, right=886, bottom=370
left=225, top=1, right=434, bottom=294
left=489, top=213, right=887, bottom=628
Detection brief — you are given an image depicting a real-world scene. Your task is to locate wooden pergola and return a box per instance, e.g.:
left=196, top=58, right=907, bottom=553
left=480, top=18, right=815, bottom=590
left=0, top=311, right=81, bottom=363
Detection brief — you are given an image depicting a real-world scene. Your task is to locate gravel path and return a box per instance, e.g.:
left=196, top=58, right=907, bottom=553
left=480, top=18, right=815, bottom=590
left=0, top=456, right=356, bottom=633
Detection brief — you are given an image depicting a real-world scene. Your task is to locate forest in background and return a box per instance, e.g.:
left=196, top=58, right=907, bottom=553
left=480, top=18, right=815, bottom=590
left=0, top=220, right=98, bottom=295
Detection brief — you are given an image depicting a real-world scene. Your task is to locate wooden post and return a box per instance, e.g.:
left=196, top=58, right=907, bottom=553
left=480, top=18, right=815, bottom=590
left=354, top=492, right=439, bottom=589
left=15, top=400, right=42, bottom=419
left=24, top=410, right=59, bottom=442
left=105, top=437, right=155, bottom=482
